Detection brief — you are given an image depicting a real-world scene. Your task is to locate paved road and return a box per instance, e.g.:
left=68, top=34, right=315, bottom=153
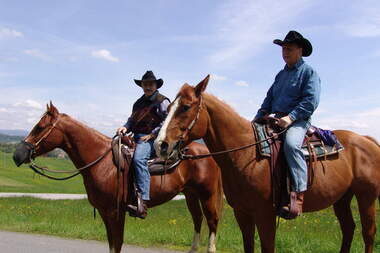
left=0, top=231, right=182, bottom=253
left=0, top=193, right=186, bottom=200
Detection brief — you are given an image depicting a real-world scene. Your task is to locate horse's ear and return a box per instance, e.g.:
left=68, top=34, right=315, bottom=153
left=48, top=101, right=59, bottom=117
left=195, top=74, right=210, bottom=97
left=46, top=103, right=50, bottom=111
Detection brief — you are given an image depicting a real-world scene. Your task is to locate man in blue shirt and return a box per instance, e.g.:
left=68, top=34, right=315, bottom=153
left=117, top=71, right=170, bottom=219
left=254, top=31, right=321, bottom=219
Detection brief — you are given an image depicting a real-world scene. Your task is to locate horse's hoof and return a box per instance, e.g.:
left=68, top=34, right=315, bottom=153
left=187, top=248, right=198, bottom=253
left=207, top=247, right=216, bottom=253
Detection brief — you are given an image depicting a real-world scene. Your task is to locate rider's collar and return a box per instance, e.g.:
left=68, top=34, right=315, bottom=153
left=284, top=58, right=304, bottom=71
left=144, top=90, right=159, bottom=101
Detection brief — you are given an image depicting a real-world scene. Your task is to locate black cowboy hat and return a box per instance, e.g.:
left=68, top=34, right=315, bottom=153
left=134, top=70, right=163, bottom=89
left=273, top=30, right=313, bottom=57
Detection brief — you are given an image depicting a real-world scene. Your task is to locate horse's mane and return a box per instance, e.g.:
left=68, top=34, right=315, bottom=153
left=61, top=113, right=111, bottom=143
left=178, top=84, right=250, bottom=126
left=203, top=93, right=250, bottom=126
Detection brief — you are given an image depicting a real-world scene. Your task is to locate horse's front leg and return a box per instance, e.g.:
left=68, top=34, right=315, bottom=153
left=233, top=208, right=255, bottom=253
left=98, top=208, right=126, bottom=253
left=254, top=204, right=276, bottom=253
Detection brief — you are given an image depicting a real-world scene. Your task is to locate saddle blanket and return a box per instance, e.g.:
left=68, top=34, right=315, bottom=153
left=254, top=123, right=344, bottom=159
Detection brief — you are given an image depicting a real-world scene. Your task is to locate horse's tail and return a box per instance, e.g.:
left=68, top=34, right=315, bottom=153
left=215, top=172, right=224, bottom=219
left=363, top=135, right=380, bottom=147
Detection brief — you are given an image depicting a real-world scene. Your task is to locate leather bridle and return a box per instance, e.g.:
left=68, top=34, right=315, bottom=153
left=23, top=113, right=111, bottom=180
left=173, top=96, right=287, bottom=160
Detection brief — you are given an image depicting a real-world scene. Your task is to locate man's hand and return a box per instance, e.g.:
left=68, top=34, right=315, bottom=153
left=117, top=127, right=128, bottom=135
left=278, top=116, right=293, bottom=128
left=253, top=115, right=269, bottom=124
left=140, top=133, right=156, bottom=142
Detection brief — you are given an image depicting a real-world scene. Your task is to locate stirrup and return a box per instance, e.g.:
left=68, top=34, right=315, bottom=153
left=127, top=193, right=147, bottom=219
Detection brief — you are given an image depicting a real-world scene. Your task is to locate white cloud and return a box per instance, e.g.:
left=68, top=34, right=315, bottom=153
left=14, top=99, right=43, bottom=110
left=209, top=0, right=314, bottom=64
left=314, top=107, right=380, bottom=140
left=91, top=49, right=119, bottom=62
left=0, top=27, right=23, bottom=39
left=338, top=1, right=380, bottom=38
left=374, top=49, right=380, bottom=57
left=235, top=80, right=249, bottom=87
left=0, top=72, right=12, bottom=77
left=211, top=74, right=227, bottom=81
left=24, top=49, right=51, bottom=61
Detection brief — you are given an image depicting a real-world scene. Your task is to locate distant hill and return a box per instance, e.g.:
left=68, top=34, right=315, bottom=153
left=0, top=129, right=28, bottom=136
left=0, top=133, right=23, bottom=143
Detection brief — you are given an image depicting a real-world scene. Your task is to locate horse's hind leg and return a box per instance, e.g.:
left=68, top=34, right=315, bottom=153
left=356, top=194, right=377, bottom=253
left=99, top=209, right=126, bottom=253
left=200, top=193, right=220, bottom=253
left=234, top=208, right=255, bottom=253
left=333, top=191, right=355, bottom=253
left=184, top=190, right=203, bottom=253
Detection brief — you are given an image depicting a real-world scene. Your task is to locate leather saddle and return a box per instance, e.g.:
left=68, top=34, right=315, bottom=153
left=252, top=116, right=344, bottom=216
left=110, top=135, right=182, bottom=215
left=111, top=135, right=182, bottom=176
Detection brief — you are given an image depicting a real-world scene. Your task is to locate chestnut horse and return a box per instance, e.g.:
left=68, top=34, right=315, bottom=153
left=13, top=103, right=223, bottom=253
left=154, top=75, right=380, bottom=253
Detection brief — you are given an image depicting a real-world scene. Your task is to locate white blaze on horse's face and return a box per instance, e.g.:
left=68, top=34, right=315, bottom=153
left=154, top=97, right=180, bottom=159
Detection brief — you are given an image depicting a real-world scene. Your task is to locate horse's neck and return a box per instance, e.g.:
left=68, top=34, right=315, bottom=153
left=203, top=94, right=255, bottom=152
left=59, top=115, right=111, bottom=168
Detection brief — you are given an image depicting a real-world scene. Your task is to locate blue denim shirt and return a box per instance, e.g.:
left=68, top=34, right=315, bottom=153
left=255, top=58, right=321, bottom=121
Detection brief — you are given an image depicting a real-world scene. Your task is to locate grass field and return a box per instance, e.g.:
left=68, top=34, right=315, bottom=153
left=0, top=151, right=380, bottom=252
left=0, top=151, right=85, bottom=193
left=0, top=197, right=378, bottom=253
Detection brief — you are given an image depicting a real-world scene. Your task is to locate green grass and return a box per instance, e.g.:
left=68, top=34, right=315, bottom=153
left=0, top=197, right=378, bottom=252
left=0, top=151, right=379, bottom=252
left=0, top=151, right=85, bottom=193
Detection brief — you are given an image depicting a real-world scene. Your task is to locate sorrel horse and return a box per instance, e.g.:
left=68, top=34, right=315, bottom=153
left=154, top=75, right=380, bottom=253
left=12, top=102, right=223, bottom=253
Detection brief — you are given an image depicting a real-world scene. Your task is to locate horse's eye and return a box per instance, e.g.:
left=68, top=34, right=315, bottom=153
left=182, top=105, right=191, bottom=112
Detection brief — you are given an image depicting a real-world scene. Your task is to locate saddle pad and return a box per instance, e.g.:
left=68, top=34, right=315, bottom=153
left=254, top=123, right=272, bottom=157
left=253, top=122, right=344, bottom=160
left=301, top=142, right=343, bottom=159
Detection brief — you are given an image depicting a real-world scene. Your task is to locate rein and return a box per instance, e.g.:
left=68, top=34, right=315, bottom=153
left=176, top=95, right=287, bottom=160
left=179, top=128, right=287, bottom=160
left=29, top=147, right=112, bottom=181
left=25, top=114, right=112, bottom=181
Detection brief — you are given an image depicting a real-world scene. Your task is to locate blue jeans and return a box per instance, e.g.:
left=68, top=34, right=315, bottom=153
left=283, top=119, right=311, bottom=192
left=133, top=133, right=154, bottom=200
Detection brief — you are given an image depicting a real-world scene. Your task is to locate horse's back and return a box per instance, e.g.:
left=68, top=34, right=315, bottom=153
left=182, top=141, right=221, bottom=186
left=186, top=141, right=210, bottom=155
left=333, top=129, right=380, bottom=195
left=304, top=129, right=380, bottom=211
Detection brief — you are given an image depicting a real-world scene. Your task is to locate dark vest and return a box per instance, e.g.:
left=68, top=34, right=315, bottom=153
left=130, top=92, right=169, bottom=134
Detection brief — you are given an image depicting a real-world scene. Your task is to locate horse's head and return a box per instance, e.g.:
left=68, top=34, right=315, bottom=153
left=154, top=75, right=210, bottom=159
left=13, top=101, right=65, bottom=166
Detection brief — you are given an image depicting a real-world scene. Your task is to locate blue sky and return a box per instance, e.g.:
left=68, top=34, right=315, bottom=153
left=0, top=0, right=379, bottom=139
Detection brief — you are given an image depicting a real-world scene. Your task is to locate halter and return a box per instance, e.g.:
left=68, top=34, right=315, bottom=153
left=179, top=95, right=203, bottom=141
left=175, top=98, right=288, bottom=160
left=24, top=113, right=111, bottom=180
left=29, top=113, right=61, bottom=148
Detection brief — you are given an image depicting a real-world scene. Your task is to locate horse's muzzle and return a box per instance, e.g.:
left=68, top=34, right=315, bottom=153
left=13, top=141, right=33, bottom=167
